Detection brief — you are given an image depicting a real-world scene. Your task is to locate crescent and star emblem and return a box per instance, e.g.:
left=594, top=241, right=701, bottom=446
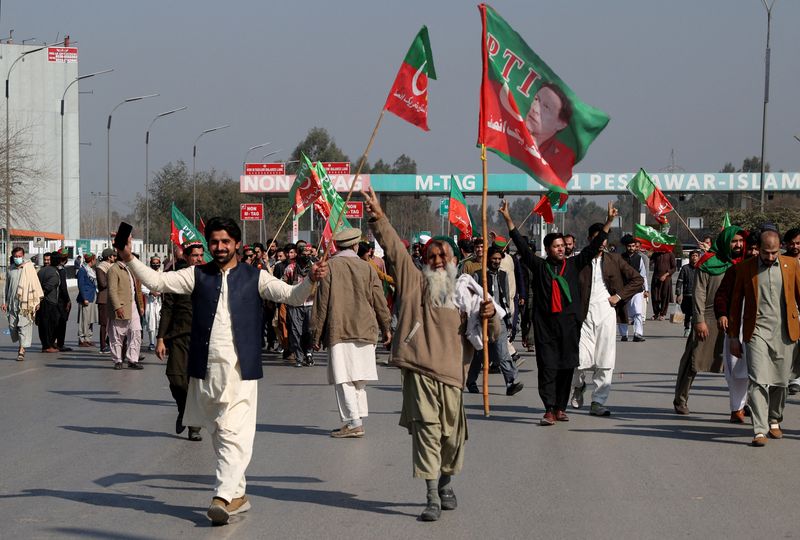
left=411, top=61, right=427, bottom=96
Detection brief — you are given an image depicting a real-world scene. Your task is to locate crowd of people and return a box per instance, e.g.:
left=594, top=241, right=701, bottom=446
left=2, top=200, right=799, bottom=524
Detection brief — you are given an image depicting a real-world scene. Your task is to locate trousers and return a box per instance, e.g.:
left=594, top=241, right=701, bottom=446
left=748, top=381, right=785, bottom=436
left=37, top=301, right=59, bottom=350
left=618, top=293, right=645, bottom=337
left=466, top=324, right=517, bottom=388
left=538, top=362, right=574, bottom=411
left=108, top=316, right=142, bottom=364
left=335, top=381, right=368, bottom=423
left=723, top=335, right=748, bottom=412
left=288, top=305, right=312, bottom=358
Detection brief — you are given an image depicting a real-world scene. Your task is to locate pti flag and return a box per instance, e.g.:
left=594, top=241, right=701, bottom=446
left=633, top=223, right=677, bottom=253
left=448, top=181, right=474, bottom=239
left=312, top=161, right=352, bottom=253
left=170, top=203, right=212, bottom=262
left=288, top=153, right=322, bottom=217
left=628, top=168, right=673, bottom=224
left=384, top=26, right=437, bottom=131
left=477, top=4, right=609, bottom=202
left=532, top=190, right=564, bottom=224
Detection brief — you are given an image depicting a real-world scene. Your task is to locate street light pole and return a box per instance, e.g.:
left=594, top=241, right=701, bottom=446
left=5, top=40, right=63, bottom=247
left=106, top=93, right=159, bottom=241
left=192, top=124, right=230, bottom=225
left=759, top=0, right=777, bottom=213
left=60, top=68, right=113, bottom=237
left=145, top=106, right=187, bottom=250
left=242, top=142, right=271, bottom=173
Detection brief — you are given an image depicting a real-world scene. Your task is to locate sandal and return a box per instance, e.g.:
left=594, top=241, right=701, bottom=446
left=16, top=351, right=24, bottom=362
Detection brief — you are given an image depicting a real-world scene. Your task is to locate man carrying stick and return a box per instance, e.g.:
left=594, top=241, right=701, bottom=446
left=499, top=200, right=618, bottom=425
left=118, top=217, right=328, bottom=525
left=363, top=187, right=500, bottom=522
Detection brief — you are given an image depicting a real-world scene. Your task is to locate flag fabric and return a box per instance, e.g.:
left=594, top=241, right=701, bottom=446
left=384, top=26, right=437, bottom=131
left=627, top=168, right=673, bottom=224
left=288, top=153, right=322, bottom=217
left=633, top=223, right=677, bottom=253
left=312, top=161, right=351, bottom=253
left=532, top=190, right=562, bottom=224
left=197, top=214, right=206, bottom=237
left=722, top=212, right=731, bottom=229
left=448, top=181, right=474, bottom=238
left=478, top=3, right=609, bottom=200
left=170, top=203, right=212, bottom=262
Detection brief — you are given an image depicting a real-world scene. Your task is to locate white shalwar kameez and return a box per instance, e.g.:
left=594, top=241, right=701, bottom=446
left=328, top=342, right=378, bottom=423
left=723, top=305, right=749, bottom=412
left=126, top=258, right=313, bottom=503
left=575, top=257, right=617, bottom=405
left=619, top=255, right=648, bottom=338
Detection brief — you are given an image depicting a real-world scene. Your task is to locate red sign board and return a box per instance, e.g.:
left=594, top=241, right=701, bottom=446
left=245, top=162, right=285, bottom=176
left=47, top=47, right=78, bottom=63
left=345, top=201, right=363, bottom=219
left=240, top=203, right=264, bottom=221
left=322, top=162, right=350, bottom=175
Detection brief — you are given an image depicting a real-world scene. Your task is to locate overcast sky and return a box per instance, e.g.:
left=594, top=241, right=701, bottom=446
left=6, top=1, right=800, bottom=214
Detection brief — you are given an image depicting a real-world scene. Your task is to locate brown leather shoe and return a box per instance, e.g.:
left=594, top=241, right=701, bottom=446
left=752, top=434, right=767, bottom=447
left=674, top=404, right=690, bottom=415
left=43, top=347, right=60, bottom=353
left=207, top=497, right=229, bottom=525
left=729, top=409, right=746, bottom=424
left=226, top=495, right=251, bottom=516
left=540, top=411, right=556, bottom=426
left=555, top=410, right=570, bottom=422
left=768, top=426, right=783, bottom=439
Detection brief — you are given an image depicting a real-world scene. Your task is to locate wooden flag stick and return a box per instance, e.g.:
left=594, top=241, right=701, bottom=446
left=669, top=207, right=702, bottom=245
left=480, top=144, right=490, bottom=417
left=500, top=210, right=533, bottom=254
left=317, top=109, right=387, bottom=257
left=268, top=208, right=293, bottom=254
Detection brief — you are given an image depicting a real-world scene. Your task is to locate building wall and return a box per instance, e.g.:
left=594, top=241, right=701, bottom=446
left=0, top=43, right=79, bottom=239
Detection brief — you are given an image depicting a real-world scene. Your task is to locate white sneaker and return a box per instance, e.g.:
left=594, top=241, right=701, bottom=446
left=570, top=384, right=585, bottom=409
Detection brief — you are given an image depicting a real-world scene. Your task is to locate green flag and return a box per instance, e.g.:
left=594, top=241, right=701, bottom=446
left=633, top=223, right=677, bottom=253
left=314, top=161, right=351, bottom=231
left=170, top=203, right=212, bottom=262
left=722, top=212, right=731, bottom=229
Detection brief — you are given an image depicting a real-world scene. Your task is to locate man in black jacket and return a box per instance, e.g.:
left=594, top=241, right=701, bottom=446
left=54, top=248, right=72, bottom=352
left=36, top=252, right=61, bottom=353
left=465, top=244, right=523, bottom=396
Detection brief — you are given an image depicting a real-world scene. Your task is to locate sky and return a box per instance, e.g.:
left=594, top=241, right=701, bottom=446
left=6, top=0, right=800, bottom=216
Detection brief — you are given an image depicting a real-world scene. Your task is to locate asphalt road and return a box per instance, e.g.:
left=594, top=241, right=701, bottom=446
left=0, top=310, right=797, bottom=540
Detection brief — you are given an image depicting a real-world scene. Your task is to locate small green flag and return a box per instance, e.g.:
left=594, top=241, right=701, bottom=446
left=170, top=203, right=212, bottom=262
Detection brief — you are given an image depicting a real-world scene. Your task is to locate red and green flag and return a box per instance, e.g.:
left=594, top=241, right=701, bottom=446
left=532, top=190, right=563, bottom=224
left=628, top=168, right=673, bottom=224
left=448, top=181, right=474, bottom=239
left=478, top=3, right=609, bottom=201
left=384, top=26, right=437, bottom=131
left=170, top=203, right=212, bottom=262
left=633, top=223, right=677, bottom=253
left=312, top=161, right=352, bottom=253
left=288, top=153, right=322, bottom=217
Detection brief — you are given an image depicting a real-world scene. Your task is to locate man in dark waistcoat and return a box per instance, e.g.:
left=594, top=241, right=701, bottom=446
left=155, top=241, right=205, bottom=441
left=500, top=200, right=618, bottom=426
left=119, top=217, right=328, bottom=526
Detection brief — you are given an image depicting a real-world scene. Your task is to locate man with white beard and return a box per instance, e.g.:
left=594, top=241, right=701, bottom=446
left=363, top=187, right=500, bottom=523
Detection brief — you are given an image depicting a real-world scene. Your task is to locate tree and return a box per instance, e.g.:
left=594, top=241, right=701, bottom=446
left=0, top=124, right=49, bottom=232
left=287, top=127, right=349, bottom=174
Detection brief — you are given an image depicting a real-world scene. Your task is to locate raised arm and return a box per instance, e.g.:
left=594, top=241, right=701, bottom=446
left=499, top=200, right=540, bottom=271
left=575, top=201, right=618, bottom=269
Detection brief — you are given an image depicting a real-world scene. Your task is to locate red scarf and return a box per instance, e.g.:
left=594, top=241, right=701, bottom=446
left=545, top=259, right=570, bottom=313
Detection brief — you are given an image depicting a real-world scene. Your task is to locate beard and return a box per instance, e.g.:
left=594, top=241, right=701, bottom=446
left=422, top=262, right=458, bottom=308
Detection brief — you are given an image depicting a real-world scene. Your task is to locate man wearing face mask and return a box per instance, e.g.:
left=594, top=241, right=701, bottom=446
left=501, top=200, right=619, bottom=426
left=465, top=245, right=523, bottom=396
left=282, top=240, right=315, bottom=367
left=2, top=247, right=42, bottom=361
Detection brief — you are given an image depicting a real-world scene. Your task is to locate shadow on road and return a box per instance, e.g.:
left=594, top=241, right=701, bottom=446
left=570, top=422, right=750, bottom=445
left=256, top=423, right=331, bottom=436
left=60, top=425, right=181, bottom=439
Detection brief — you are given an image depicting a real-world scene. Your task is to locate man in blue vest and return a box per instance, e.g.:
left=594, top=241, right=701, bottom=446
left=118, top=217, right=328, bottom=526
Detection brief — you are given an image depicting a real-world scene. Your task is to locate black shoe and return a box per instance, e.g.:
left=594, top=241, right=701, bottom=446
left=506, top=381, right=524, bottom=396
left=176, top=413, right=186, bottom=435
left=511, top=352, right=521, bottom=362
left=59, top=347, right=73, bottom=352
left=304, top=354, right=314, bottom=366
left=420, top=497, right=441, bottom=522
left=488, top=364, right=500, bottom=374
left=127, top=362, right=143, bottom=370
left=439, top=488, right=457, bottom=510
left=633, top=335, right=646, bottom=342
left=620, top=336, right=628, bottom=342
left=188, top=427, right=202, bottom=441
left=466, top=384, right=479, bottom=394
left=789, top=383, right=800, bottom=396
left=113, top=362, right=123, bottom=370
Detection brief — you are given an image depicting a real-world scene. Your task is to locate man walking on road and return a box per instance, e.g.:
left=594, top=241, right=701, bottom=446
left=54, top=249, right=73, bottom=352
left=96, top=248, right=116, bottom=354
left=2, top=247, right=42, bottom=361
left=571, top=224, right=643, bottom=416
left=729, top=228, right=800, bottom=446
left=782, top=228, right=800, bottom=395
left=156, top=242, right=205, bottom=441
left=37, top=252, right=61, bottom=353
left=673, top=226, right=744, bottom=415
left=108, top=256, right=145, bottom=370
left=120, top=217, right=328, bottom=526
left=76, top=253, right=98, bottom=347
left=501, top=200, right=618, bottom=426
left=618, top=235, right=649, bottom=342
left=650, top=249, right=676, bottom=320
left=311, top=228, right=392, bottom=438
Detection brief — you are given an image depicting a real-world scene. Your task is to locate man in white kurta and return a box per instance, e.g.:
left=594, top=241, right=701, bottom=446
left=619, top=236, right=649, bottom=341
left=118, top=219, right=326, bottom=525
left=311, top=228, right=392, bottom=438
